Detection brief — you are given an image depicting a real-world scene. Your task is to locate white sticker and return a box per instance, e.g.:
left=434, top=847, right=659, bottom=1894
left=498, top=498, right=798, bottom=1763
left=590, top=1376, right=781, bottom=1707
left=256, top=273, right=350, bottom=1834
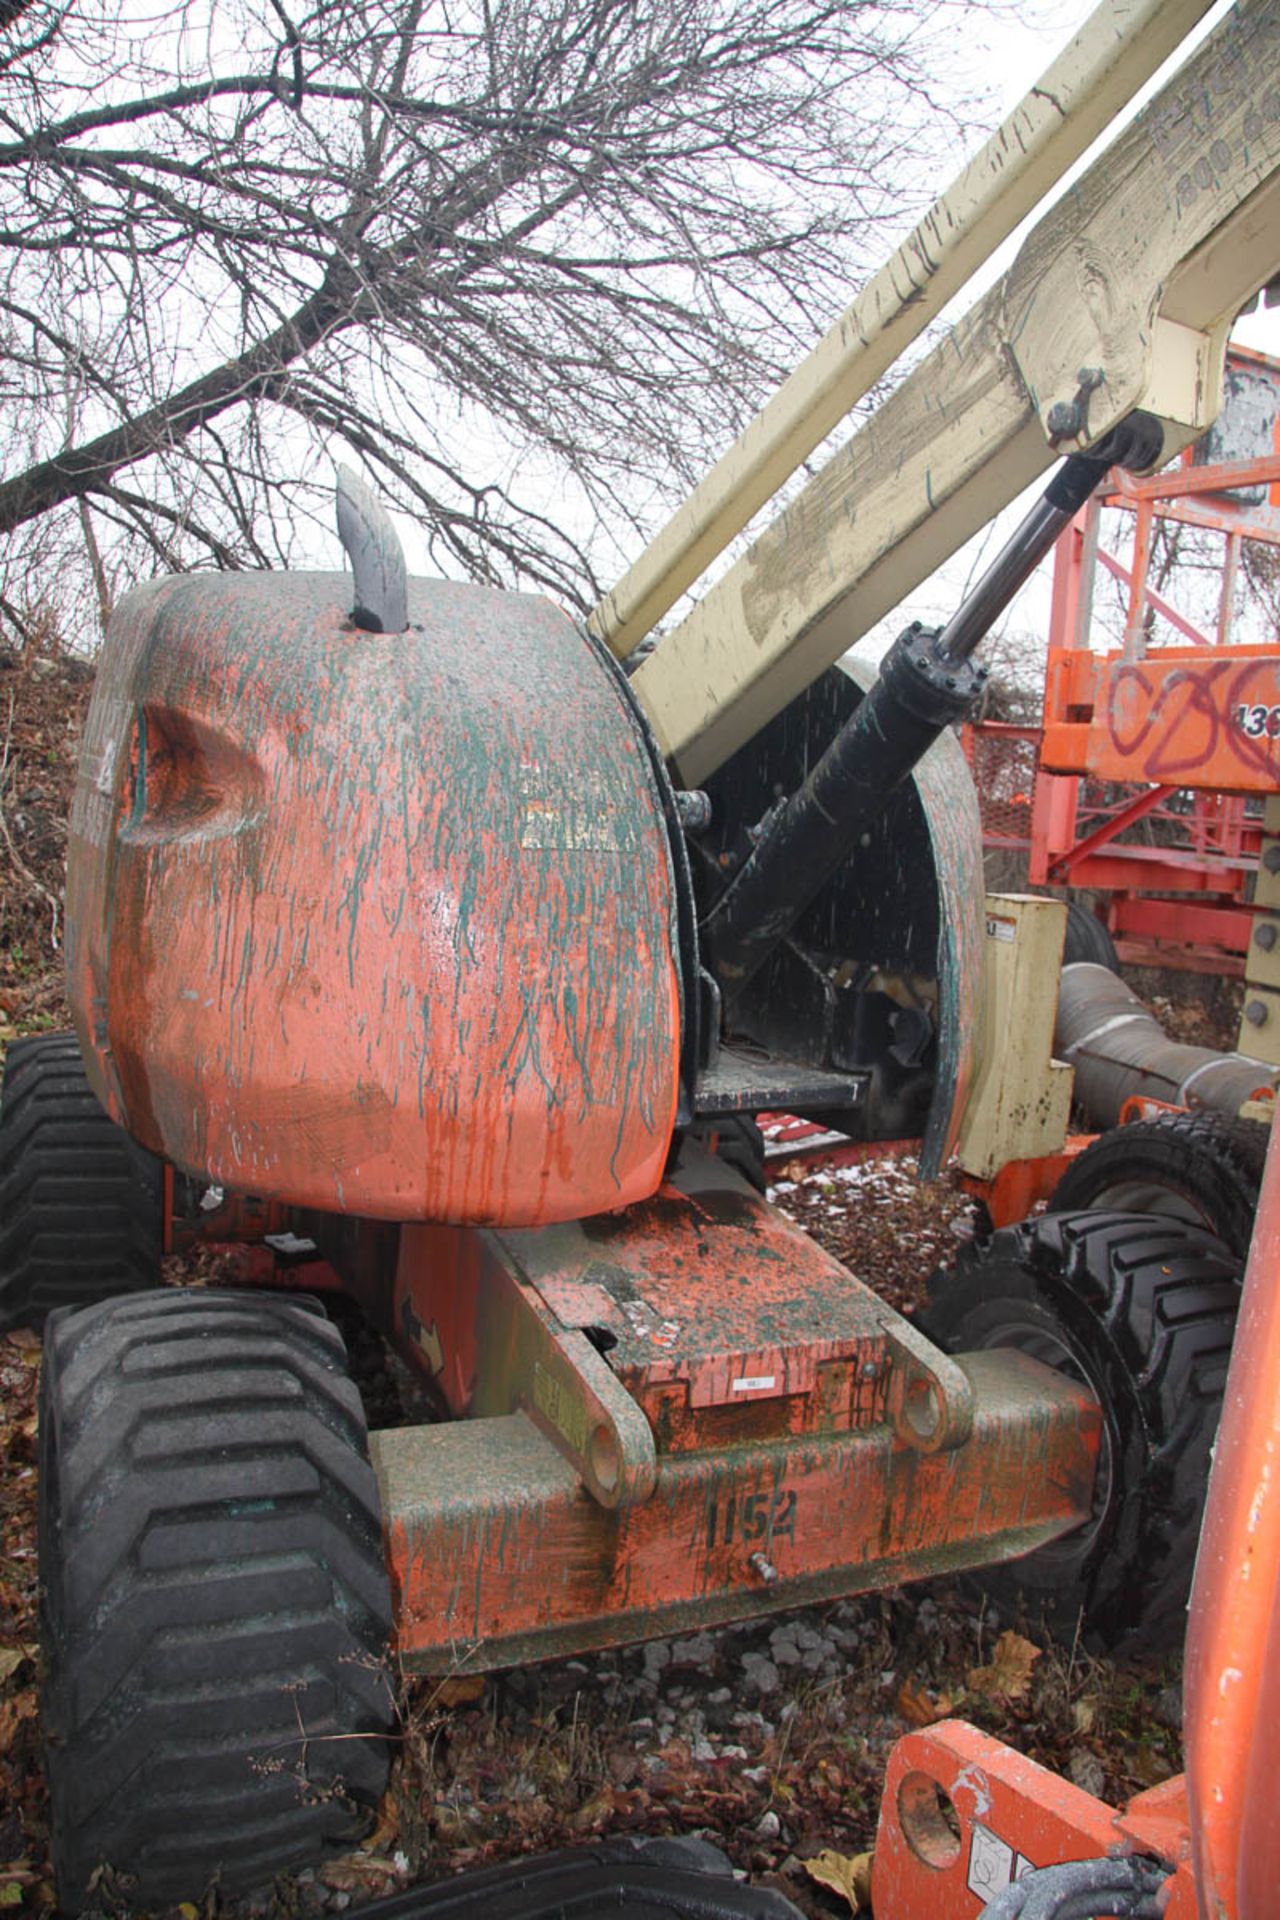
left=986, top=915, right=1016, bottom=943
left=94, top=737, right=117, bottom=797
left=517, top=764, right=623, bottom=850
left=732, top=1375, right=776, bottom=1393
left=967, top=1824, right=1014, bottom=1901
left=1015, top=1855, right=1037, bottom=1881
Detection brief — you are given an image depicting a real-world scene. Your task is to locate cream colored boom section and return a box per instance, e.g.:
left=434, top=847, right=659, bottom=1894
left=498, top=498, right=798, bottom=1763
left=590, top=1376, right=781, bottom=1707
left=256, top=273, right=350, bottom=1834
left=633, top=0, right=1280, bottom=787
left=589, top=0, right=1216, bottom=659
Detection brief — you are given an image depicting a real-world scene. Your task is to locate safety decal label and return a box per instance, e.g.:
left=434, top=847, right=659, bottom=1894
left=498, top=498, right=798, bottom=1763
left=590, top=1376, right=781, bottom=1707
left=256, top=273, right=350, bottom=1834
left=966, top=1825, right=1035, bottom=1901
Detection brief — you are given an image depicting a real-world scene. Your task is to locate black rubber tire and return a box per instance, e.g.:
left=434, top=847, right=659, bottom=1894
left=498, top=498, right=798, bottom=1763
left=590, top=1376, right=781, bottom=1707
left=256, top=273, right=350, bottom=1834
left=40, top=1289, right=395, bottom=1912
left=1050, top=1112, right=1267, bottom=1263
left=0, top=1031, right=163, bottom=1332
left=919, top=1209, right=1238, bottom=1653
left=1062, top=900, right=1119, bottom=971
left=709, top=1114, right=768, bottom=1193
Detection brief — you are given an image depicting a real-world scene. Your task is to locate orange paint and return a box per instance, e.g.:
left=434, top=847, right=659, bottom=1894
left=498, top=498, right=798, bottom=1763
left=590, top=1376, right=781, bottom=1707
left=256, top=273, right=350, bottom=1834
left=65, top=573, right=682, bottom=1224
left=873, top=1723, right=1197, bottom=1919
left=1185, top=1110, right=1280, bottom=1918
left=1043, top=644, right=1280, bottom=792
left=377, top=1348, right=1098, bottom=1670
left=372, top=1156, right=1100, bottom=1670
left=956, top=1140, right=1090, bottom=1228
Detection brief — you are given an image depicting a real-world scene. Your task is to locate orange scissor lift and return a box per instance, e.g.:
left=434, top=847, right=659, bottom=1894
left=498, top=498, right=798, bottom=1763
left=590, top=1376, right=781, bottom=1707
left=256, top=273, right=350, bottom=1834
left=967, top=345, right=1280, bottom=1020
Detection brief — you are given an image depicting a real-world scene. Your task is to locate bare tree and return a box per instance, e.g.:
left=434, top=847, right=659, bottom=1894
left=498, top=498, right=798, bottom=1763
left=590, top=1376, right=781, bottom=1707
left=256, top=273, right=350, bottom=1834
left=0, top=0, right=976, bottom=636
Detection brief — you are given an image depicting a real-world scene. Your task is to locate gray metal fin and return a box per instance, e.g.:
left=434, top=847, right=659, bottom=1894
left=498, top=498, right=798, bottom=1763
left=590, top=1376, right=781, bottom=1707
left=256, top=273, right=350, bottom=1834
left=335, top=465, right=409, bottom=633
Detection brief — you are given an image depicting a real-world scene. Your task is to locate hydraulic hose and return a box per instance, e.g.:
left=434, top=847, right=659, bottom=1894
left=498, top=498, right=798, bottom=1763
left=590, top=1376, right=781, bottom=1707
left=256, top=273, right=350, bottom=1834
left=976, top=1853, right=1169, bottom=1920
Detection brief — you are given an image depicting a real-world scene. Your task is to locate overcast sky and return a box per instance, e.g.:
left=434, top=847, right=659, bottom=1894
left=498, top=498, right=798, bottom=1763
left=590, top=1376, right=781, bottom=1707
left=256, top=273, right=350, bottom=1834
left=386, top=1, right=1275, bottom=656
left=840, top=0, right=1278, bottom=666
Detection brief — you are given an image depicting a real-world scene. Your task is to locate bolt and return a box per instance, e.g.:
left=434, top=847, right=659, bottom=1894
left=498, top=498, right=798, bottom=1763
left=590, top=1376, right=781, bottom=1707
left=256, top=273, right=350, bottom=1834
left=1258, top=923, right=1278, bottom=952
left=675, top=789, right=712, bottom=834
left=1076, top=366, right=1106, bottom=393
left=1265, top=845, right=1280, bottom=874
left=748, top=1551, right=778, bottom=1585
left=1047, top=400, right=1082, bottom=440
left=1247, top=999, right=1270, bottom=1027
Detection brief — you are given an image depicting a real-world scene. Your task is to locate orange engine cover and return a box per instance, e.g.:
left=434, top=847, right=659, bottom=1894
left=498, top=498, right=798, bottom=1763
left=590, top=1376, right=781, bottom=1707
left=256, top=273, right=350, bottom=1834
left=66, top=572, right=683, bottom=1224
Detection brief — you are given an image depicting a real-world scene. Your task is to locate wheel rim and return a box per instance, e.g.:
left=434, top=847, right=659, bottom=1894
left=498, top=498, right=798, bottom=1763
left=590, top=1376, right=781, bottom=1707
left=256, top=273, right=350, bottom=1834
left=1083, top=1178, right=1213, bottom=1234
left=977, top=1308, right=1114, bottom=1566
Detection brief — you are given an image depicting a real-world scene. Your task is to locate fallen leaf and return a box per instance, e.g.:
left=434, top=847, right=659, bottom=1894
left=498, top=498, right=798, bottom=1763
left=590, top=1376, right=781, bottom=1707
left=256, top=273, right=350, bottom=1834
left=803, top=1848, right=874, bottom=1913
left=896, top=1677, right=955, bottom=1728
left=321, top=1857, right=400, bottom=1893
left=363, top=1789, right=400, bottom=1858
left=432, top=1674, right=486, bottom=1708
left=0, top=1689, right=38, bottom=1756
left=1073, top=1698, right=1098, bottom=1734
left=967, top=1630, right=1042, bottom=1704
left=177, top=1904, right=199, bottom=1919
left=570, top=1788, right=615, bottom=1832
left=0, top=1648, right=27, bottom=1686
left=0, top=1884, right=23, bottom=1909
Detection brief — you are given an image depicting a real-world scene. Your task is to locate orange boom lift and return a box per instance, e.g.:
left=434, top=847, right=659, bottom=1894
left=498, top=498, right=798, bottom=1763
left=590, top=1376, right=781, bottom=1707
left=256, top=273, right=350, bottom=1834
left=3, top=2, right=1280, bottom=1911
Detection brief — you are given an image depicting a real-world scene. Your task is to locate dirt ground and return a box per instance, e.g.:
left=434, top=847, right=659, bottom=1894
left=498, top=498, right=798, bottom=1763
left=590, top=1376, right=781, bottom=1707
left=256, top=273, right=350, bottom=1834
left=0, top=645, right=1217, bottom=1915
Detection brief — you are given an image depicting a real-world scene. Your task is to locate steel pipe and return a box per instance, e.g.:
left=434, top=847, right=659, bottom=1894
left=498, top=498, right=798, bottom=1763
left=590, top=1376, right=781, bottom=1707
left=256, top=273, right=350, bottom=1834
left=1054, top=963, right=1278, bottom=1128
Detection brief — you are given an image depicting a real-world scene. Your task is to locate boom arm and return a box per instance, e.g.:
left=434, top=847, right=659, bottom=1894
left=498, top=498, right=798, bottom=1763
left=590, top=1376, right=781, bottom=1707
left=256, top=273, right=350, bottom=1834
left=589, top=0, right=1217, bottom=662
left=626, top=0, right=1280, bottom=787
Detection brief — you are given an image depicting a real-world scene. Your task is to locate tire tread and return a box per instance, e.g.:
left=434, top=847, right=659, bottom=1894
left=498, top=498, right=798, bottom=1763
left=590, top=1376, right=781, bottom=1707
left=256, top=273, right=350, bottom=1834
left=1050, top=1112, right=1266, bottom=1262
left=0, top=1032, right=162, bottom=1330
left=921, top=1208, right=1237, bottom=1651
left=41, top=1288, right=394, bottom=1910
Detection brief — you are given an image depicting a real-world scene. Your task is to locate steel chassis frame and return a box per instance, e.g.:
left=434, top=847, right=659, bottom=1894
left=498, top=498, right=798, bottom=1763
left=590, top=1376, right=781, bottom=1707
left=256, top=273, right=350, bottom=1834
left=184, top=1142, right=1099, bottom=1673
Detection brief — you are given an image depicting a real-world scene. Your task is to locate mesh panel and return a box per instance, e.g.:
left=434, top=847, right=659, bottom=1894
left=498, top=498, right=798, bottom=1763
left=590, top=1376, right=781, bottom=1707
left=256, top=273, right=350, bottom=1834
left=968, top=732, right=1038, bottom=844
